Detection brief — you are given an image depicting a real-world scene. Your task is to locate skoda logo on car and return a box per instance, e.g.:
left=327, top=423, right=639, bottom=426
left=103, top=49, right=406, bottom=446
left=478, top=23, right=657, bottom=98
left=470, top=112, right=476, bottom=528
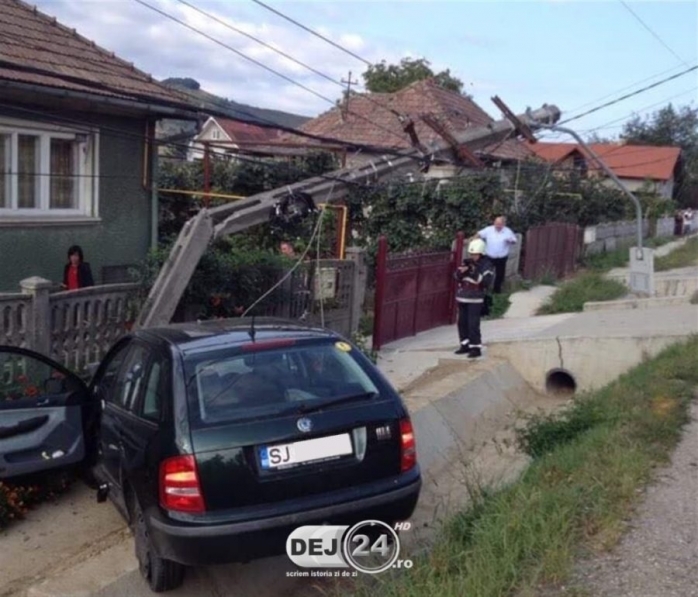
left=297, top=417, right=312, bottom=433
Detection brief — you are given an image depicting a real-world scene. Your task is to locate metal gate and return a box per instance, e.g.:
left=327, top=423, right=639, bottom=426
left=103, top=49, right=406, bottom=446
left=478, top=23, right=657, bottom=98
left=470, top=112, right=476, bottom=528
left=522, top=222, right=581, bottom=280
left=372, top=234, right=463, bottom=351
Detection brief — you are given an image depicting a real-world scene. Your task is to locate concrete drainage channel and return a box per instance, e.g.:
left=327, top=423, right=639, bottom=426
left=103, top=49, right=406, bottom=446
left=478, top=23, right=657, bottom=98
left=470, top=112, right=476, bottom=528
left=4, top=334, right=684, bottom=597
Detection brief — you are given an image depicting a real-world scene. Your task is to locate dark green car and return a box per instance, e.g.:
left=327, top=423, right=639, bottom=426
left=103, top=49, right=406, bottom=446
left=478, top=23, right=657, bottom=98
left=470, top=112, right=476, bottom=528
left=0, top=318, right=421, bottom=592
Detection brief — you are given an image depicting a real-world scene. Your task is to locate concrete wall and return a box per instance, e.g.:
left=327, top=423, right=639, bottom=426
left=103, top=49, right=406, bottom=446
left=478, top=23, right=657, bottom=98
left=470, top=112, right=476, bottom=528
left=488, top=334, right=689, bottom=395
left=599, top=176, right=674, bottom=199
left=0, top=108, right=151, bottom=291
left=583, top=217, right=674, bottom=255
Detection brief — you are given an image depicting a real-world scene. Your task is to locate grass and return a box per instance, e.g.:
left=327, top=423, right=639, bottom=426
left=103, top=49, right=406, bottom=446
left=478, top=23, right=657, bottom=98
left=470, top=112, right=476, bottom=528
left=344, top=336, right=698, bottom=597
left=655, top=236, right=698, bottom=272
left=484, top=292, right=512, bottom=320
left=583, top=236, right=673, bottom=273
left=537, top=235, right=695, bottom=315
left=536, top=273, right=627, bottom=315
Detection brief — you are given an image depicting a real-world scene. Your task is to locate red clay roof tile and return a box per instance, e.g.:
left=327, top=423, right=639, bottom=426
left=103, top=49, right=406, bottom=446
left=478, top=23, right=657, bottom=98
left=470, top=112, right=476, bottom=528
left=527, top=141, right=682, bottom=181
left=280, top=78, right=533, bottom=161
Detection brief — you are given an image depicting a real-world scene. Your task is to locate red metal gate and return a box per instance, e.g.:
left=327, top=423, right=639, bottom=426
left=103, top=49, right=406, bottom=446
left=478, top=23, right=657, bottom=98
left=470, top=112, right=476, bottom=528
left=372, top=234, right=464, bottom=351
left=522, top=222, right=581, bottom=280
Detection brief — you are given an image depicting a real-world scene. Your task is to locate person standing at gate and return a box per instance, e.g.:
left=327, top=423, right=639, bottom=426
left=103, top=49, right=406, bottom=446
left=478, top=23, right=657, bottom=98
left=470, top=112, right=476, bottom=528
left=453, top=239, right=495, bottom=359
left=475, top=216, right=517, bottom=294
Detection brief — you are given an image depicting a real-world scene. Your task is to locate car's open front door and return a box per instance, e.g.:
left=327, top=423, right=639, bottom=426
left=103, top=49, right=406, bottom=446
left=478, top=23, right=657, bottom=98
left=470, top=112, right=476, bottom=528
left=0, top=346, right=91, bottom=479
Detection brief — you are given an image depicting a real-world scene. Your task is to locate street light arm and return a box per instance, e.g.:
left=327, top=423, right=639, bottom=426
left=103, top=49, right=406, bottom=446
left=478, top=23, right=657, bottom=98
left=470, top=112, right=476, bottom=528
left=532, top=122, right=644, bottom=254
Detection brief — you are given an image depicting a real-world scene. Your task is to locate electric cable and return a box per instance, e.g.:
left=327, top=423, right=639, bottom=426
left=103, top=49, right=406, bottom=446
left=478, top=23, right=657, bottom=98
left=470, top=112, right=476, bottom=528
left=618, top=0, right=691, bottom=67
left=133, top=0, right=411, bottom=146
left=559, top=64, right=698, bottom=125
left=250, top=0, right=372, bottom=66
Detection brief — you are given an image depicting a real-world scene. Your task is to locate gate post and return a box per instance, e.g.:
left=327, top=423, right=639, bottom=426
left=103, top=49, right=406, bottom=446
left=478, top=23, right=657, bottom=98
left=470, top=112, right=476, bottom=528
left=21, top=276, right=52, bottom=356
left=449, top=231, right=464, bottom=324
left=372, top=236, right=388, bottom=352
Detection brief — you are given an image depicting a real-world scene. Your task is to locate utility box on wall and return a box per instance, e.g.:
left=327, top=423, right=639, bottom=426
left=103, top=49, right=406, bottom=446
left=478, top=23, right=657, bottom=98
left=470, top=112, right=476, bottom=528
left=314, top=267, right=337, bottom=301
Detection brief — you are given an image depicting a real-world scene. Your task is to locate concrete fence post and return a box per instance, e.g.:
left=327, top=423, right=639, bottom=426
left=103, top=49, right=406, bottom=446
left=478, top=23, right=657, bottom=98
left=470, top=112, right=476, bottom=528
left=345, top=247, right=368, bottom=336
left=20, top=276, right=53, bottom=356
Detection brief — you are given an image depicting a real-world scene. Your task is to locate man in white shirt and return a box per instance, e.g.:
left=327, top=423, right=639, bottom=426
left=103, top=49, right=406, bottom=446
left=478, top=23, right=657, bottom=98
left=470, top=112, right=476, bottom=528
left=476, top=216, right=517, bottom=294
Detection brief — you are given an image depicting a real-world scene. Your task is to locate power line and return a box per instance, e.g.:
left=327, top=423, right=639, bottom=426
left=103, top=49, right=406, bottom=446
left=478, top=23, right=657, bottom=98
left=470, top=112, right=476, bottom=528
left=250, top=0, right=372, bottom=67
left=174, top=0, right=342, bottom=88
left=0, top=99, right=406, bottom=191
left=559, top=64, right=698, bottom=125
left=173, top=0, right=407, bottom=124
left=618, top=0, right=691, bottom=67
left=583, top=87, right=698, bottom=133
left=134, top=0, right=410, bottom=146
left=561, top=64, right=690, bottom=120
left=133, top=0, right=337, bottom=106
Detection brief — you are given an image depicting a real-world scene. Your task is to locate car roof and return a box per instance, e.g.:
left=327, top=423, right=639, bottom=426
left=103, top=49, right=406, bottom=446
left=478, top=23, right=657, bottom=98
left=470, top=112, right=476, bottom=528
left=136, top=317, right=340, bottom=353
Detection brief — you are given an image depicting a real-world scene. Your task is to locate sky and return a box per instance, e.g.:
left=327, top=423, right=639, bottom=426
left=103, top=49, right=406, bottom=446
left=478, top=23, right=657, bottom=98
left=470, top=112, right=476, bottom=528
left=32, top=0, right=698, bottom=140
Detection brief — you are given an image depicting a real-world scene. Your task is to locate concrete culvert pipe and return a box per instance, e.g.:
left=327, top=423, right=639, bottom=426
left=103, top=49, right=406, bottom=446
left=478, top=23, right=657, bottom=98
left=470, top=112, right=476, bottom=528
left=545, top=369, right=577, bottom=396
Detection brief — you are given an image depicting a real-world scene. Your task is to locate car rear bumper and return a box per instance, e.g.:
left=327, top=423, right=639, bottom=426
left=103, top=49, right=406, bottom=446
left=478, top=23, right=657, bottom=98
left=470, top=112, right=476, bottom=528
left=147, top=470, right=421, bottom=566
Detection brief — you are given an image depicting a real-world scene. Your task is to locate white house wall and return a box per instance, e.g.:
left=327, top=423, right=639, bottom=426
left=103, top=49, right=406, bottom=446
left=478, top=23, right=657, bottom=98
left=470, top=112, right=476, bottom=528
left=187, top=119, right=234, bottom=161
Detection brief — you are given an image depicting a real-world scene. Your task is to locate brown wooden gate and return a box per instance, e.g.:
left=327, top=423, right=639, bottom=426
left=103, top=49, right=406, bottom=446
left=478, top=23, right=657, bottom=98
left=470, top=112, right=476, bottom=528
left=372, top=234, right=464, bottom=351
left=522, top=222, right=581, bottom=280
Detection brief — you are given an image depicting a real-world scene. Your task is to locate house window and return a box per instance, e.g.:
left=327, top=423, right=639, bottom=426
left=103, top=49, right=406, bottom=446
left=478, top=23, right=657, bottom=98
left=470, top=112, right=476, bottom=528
left=0, top=118, right=99, bottom=219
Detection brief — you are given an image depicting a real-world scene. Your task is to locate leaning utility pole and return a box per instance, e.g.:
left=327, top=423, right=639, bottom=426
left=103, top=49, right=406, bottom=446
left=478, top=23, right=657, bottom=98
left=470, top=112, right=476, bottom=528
left=135, top=103, right=562, bottom=329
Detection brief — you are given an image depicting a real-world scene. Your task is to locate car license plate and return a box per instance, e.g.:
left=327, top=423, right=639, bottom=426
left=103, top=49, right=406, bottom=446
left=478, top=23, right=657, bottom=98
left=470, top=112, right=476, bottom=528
left=259, top=433, right=353, bottom=469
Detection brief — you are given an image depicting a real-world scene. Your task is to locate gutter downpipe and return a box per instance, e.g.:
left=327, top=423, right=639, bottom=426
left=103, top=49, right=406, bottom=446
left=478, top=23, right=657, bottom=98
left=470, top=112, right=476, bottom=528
left=149, top=119, right=159, bottom=250
left=533, top=121, right=644, bottom=256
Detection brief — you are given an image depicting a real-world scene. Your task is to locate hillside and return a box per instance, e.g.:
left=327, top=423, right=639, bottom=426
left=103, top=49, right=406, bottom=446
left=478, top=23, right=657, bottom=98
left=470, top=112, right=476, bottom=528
left=160, top=77, right=311, bottom=130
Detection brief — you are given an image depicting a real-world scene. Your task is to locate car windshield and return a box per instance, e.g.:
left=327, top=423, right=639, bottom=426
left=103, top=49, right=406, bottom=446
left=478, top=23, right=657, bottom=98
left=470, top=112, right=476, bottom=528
left=183, top=339, right=381, bottom=426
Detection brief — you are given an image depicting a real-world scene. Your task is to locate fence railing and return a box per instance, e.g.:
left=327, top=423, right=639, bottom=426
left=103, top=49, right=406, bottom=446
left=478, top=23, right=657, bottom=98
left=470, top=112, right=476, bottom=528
left=0, top=293, right=31, bottom=348
left=49, top=284, right=139, bottom=371
left=1, top=251, right=368, bottom=371
left=0, top=277, right=139, bottom=372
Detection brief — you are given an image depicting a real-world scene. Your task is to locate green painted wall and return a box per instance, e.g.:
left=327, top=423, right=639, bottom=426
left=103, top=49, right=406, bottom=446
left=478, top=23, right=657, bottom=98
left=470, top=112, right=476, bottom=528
left=0, top=110, right=152, bottom=291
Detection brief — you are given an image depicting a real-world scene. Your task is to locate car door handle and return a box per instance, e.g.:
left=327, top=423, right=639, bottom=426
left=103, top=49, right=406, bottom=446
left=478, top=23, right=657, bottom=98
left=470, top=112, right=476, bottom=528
left=37, top=397, right=53, bottom=407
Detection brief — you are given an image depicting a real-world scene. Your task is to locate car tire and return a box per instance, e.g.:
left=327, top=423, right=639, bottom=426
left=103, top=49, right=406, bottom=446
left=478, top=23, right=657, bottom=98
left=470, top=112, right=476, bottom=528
left=128, top=494, right=186, bottom=593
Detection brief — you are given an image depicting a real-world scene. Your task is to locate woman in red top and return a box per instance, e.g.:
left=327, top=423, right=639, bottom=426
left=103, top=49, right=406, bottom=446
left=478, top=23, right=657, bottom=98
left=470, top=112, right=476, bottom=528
left=62, top=245, right=95, bottom=291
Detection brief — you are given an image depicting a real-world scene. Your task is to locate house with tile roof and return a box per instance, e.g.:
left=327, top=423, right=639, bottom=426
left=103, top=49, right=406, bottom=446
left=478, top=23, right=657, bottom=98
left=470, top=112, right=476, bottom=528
left=527, top=141, right=683, bottom=199
left=279, top=78, right=535, bottom=174
left=0, top=0, right=202, bottom=290
left=186, top=116, right=287, bottom=161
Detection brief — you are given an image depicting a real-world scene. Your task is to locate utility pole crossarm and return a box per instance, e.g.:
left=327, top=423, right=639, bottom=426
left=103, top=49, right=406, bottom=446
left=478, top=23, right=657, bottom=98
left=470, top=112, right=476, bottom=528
left=135, top=103, right=562, bottom=329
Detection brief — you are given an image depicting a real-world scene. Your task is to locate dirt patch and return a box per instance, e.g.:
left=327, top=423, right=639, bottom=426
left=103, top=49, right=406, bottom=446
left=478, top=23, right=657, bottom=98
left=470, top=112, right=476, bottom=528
left=0, top=482, right=126, bottom=597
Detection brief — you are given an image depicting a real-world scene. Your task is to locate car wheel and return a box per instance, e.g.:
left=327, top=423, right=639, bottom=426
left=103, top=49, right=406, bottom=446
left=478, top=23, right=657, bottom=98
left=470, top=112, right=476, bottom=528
left=129, top=494, right=185, bottom=592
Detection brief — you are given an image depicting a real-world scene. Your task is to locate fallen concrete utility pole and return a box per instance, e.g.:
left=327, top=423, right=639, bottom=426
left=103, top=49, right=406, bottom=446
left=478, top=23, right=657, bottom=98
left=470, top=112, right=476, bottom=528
left=136, top=103, right=562, bottom=329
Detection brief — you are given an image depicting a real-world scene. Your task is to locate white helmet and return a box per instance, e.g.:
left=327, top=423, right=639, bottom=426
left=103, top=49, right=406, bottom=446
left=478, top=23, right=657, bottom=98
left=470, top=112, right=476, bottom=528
left=468, top=239, right=486, bottom=255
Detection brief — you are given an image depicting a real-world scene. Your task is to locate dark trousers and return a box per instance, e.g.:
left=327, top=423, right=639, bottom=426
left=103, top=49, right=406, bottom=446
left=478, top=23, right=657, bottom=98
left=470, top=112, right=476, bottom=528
left=490, top=257, right=508, bottom=294
left=457, top=302, right=482, bottom=348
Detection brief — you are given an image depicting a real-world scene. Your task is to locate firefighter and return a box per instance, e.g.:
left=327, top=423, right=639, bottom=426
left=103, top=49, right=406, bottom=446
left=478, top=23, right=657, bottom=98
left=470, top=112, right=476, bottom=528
left=453, top=238, right=495, bottom=359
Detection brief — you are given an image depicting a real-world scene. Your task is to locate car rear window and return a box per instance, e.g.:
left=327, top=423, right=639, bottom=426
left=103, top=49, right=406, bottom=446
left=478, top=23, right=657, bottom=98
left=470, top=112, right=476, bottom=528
left=182, top=338, right=381, bottom=426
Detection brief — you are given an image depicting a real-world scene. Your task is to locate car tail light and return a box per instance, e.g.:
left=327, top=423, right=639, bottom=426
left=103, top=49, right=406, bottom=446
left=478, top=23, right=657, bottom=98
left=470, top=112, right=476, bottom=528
left=399, top=418, right=417, bottom=472
left=159, top=455, right=205, bottom=514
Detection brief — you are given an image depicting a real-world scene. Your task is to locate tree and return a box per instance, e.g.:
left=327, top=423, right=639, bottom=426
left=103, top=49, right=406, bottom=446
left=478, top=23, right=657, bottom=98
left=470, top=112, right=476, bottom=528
left=161, top=77, right=201, bottom=90
left=621, top=103, right=698, bottom=206
left=362, top=57, right=465, bottom=95
left=586, top=131, right=615, bottom=144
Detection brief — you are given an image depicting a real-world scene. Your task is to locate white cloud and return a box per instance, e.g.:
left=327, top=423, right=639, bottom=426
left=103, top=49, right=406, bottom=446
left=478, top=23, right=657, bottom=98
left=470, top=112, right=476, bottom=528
left=32, top=0, right=404, bottom=117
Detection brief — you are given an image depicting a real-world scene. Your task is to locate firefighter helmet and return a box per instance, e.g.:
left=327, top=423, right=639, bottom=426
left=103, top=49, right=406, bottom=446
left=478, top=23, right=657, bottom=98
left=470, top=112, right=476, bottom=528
left=468, top=239, right=486, bottom=255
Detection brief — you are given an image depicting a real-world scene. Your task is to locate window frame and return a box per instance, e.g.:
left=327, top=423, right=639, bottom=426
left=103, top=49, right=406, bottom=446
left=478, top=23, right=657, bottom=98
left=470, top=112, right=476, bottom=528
left=0, top=116, right=99, bottom=218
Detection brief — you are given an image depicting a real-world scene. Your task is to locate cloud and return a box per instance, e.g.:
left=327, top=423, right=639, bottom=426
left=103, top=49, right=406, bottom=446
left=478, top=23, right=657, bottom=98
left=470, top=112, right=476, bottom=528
left=32, top=0, right=403, bottom=117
